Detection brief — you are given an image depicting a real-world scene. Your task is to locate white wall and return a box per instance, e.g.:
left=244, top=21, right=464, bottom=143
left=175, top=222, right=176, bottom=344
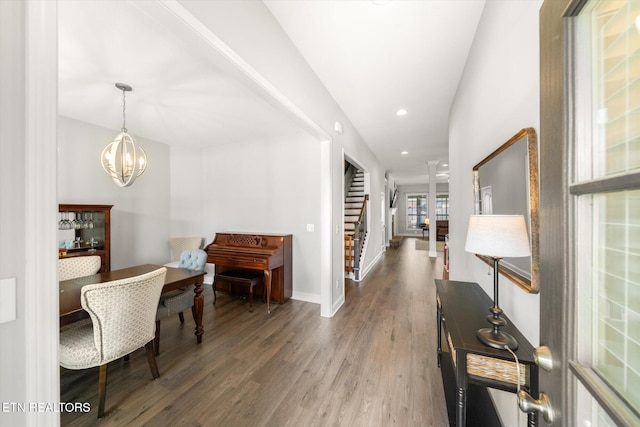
left=169, top=145, right=206, bottom=241
left=58, top=116, right=172, bottom=268
left=448, top=1, right=542, bottom=425
left=0, top=1, right=27, bottom=424
left=201, top=132, right=322, bottom=301
left=178, top=0, right=386, bottom=311
left=56, top=119, right=327, bottom=304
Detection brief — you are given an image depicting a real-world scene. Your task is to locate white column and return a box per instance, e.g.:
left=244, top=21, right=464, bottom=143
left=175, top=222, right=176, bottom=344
left=427, top=160, right=438, bottom=257
left=25, top=1, right=60, bottom=425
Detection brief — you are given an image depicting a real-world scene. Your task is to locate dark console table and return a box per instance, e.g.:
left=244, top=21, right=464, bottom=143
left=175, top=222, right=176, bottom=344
left=436, top=279, right=539, bottom=426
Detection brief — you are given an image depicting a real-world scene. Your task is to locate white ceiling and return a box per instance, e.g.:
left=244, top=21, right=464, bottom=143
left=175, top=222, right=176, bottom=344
left=58, top=0, right=485, bottom=185
left=264, top=0, right=485, bottom=184
left=58, top=1, right=304, bottom=149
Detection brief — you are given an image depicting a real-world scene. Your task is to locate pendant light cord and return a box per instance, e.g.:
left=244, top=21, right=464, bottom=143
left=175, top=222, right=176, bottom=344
left=121, top=88, right=127, bottom=133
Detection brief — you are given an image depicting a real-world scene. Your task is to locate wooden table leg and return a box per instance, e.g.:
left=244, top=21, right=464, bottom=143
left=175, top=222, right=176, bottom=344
left=528, top=366, right=539, bottom=426
left=437, top=301, right=442, bottom=368
left=264, top=269, right=272, bottom=314
left=456, top=351, right=468, bottom=427
left=193, top=280, right=204, bottom=343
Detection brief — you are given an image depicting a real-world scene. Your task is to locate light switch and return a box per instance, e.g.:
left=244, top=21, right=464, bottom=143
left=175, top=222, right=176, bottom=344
left=0, top=278, right=17, bottom=324
left=306, top=224, right=315, bottom=232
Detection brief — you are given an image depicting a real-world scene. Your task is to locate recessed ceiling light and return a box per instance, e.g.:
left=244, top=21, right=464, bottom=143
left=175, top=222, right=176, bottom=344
left=401, top=151, right=408, bottom=155
left=396, top=109, right=408, bottom=116
left=442, top=163, right=448, bottom=167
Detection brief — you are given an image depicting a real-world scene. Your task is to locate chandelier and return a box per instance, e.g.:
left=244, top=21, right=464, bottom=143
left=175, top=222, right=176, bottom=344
left=101, top=83, right=147, bottom=187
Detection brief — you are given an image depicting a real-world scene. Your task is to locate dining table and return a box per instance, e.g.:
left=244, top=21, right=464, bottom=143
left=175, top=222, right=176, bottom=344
left=59, top=263, right=206, bottom=344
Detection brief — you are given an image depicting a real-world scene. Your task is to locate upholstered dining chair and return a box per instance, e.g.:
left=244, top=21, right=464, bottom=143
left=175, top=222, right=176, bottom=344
left=168, top=237, right=203, bottom=262
left=58, top=256, right=102, bottom=281
left=59, top=267, right=167, bottom=419
left=155, top=249, right=207, bottom=355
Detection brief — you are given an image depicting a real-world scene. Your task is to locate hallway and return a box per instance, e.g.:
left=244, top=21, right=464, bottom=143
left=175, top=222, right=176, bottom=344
left=61, top=238, right=448, bottom=426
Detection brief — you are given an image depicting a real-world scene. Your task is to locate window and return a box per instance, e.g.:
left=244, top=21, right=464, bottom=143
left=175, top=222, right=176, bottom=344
left=406, top=193, right=449, bottom=230
left=572, top=1, right=640, bottom=424
left=406, top=193, right=427, bottom=229
left=436, top=194, right=449, bottom=220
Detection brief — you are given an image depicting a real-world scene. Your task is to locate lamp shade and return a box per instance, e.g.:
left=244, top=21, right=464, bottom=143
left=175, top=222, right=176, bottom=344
left=464, top=215, right=531, bottom=258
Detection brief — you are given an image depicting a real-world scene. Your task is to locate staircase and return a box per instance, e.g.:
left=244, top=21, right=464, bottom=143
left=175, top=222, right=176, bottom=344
left=344, top=169, right=368, bottom=280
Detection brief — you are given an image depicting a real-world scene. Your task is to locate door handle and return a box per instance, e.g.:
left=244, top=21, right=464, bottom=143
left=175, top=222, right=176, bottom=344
left=518, top=391, right=554, bottom=423
left=517, top=345, right=555, bottom=423
left=534, top=345, right=553, bottom=372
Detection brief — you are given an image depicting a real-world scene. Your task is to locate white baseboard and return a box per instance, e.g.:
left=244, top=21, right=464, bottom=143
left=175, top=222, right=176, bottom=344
left=331, top=293, right=345, bottom=316
left=357, top=249, right=384, bottom=281
left=291, top=291, right=321, bottom=305
left=291, top=291, right=344, bottom=318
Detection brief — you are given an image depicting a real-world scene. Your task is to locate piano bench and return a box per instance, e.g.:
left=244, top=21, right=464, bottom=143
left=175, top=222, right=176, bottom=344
left=214, top=270, right=264, bottom=312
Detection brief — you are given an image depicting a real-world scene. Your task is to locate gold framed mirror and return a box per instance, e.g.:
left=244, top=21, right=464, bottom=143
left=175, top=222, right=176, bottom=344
left=473, top=127, right=539, bottom=293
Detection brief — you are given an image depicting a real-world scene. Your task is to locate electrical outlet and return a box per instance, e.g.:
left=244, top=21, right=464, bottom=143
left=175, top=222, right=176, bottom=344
left=306, top=224, right=314, bottom=232
left=336, top=280, right=340, bottom=289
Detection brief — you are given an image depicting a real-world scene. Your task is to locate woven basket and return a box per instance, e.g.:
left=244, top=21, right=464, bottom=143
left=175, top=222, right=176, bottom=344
left=447, top=333, right=528, bottom=386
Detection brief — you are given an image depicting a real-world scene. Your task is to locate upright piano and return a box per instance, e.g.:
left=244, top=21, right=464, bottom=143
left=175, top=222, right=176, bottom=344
left=205, top=233, right=292, bottom=311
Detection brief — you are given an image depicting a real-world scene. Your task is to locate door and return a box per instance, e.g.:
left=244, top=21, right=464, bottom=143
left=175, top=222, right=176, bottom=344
left=480, top=186, right=493, bottom=214
left=540, top=0, right=640, bottom=425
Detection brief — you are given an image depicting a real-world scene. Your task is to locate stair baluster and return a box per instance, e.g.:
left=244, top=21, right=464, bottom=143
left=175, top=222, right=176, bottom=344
left=344, top=169, right=368, bottom=279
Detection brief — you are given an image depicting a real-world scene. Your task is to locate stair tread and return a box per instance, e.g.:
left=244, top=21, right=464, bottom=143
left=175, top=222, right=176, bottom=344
left=344, top=168, right=367, bottom=275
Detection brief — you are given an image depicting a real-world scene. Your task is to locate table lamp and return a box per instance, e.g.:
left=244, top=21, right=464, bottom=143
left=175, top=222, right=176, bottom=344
left=465, top=215, right=531, bottom=350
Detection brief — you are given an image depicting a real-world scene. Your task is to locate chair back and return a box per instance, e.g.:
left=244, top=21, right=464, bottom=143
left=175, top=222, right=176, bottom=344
left=80, top=267, right=167, bottom=364
left=59, top=256, right=102, bottom=281
left=169, top=237, right=203, bottom=262
left=178, top=249, right=207, bottom=271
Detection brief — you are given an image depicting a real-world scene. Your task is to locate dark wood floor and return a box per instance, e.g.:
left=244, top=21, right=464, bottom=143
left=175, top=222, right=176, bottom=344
left=61, top=238, right=448, bottom=426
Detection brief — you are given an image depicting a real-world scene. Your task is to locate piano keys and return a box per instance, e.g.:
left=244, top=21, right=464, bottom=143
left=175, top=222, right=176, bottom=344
left=205, top=233, right=292, bottom=312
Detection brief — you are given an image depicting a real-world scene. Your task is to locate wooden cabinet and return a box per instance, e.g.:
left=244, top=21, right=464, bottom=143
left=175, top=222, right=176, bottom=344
left=436, top=220, right=449, bottom=241
left=58, top=204, right=112, bottom=272
left=436, top=280, right=538, bottom=426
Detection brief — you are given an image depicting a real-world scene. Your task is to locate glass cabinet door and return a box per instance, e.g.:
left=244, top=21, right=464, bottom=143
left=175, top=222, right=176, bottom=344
left=58, top=204, right=112, bottom=272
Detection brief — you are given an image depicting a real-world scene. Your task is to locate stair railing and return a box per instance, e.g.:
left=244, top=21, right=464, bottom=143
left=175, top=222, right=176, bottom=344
left=344, top=234, right=353, bottom=273
left=352, top=194, right=369, bottom=280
